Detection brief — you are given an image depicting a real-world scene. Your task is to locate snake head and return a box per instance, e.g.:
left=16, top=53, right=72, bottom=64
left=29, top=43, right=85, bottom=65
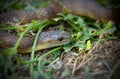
left=35, top=30, right=71, bottom=50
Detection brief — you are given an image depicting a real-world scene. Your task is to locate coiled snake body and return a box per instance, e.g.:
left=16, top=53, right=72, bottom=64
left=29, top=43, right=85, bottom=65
left=0, top=0, right=120, bottom=53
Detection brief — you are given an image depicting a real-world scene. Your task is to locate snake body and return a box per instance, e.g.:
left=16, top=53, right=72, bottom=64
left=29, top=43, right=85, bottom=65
left=0, top=30, right=70, bottom=53
left=0, top=0, right=120, bottom=53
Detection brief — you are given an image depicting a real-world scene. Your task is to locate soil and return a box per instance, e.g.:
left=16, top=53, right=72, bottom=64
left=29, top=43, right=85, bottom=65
left=11, top=39, right=120, bottom=79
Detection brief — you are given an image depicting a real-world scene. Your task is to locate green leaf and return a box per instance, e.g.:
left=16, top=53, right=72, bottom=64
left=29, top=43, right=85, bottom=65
left=53, top=17, right=62, bottom=21
left=103, top=26, right=116, bottom=34
left=104, top=21, right=114, bottom=31
left=63, top=44, right=74, bottom=52
left=86, top=40, right=91, bottom=50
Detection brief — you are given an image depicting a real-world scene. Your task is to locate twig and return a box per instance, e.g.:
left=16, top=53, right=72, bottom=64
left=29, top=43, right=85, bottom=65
left=75, top=55, right=93, bottom=71
left=72, top=57, right=79, bottom=76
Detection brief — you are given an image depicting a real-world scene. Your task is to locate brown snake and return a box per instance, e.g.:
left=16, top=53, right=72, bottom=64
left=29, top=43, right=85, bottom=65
left=0, top=0, right=120, bottom=53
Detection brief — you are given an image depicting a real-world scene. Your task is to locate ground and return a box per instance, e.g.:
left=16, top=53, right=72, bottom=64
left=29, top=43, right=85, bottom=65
left=13, top=39, right=119, bottom=79
left=0, top=0, right=120, bottom=79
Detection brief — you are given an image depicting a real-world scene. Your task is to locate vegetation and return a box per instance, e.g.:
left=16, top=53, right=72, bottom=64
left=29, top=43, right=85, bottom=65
left=0, top=0, right=119, bottom=79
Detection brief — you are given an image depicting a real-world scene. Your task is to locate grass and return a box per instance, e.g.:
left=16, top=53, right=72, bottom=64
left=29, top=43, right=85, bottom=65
left=0, top=0, right=118, bottom=79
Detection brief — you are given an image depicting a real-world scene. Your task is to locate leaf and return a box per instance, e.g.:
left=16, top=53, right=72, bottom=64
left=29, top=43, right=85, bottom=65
left=86, top=40, right=91, bottom=50
left=53, top=17, right=62, bottom=21
left=65, top=14, right=74, bottom=20
left=76, top=32, right=82, bottom=40
left=53, top=51, right=60, bottom=59
left=103, top=26, right=116, bottom=34
left=63, top=44, right=74, bottom=52
left=104, top=21, right=114, bottom=31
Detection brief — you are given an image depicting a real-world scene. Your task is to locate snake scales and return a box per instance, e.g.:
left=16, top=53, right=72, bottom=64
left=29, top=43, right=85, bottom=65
left=0, top=0, right=120, bottom=53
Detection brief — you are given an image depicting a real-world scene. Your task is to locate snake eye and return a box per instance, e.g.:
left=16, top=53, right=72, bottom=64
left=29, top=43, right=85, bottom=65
left=57, top=36, right=64, bottom=41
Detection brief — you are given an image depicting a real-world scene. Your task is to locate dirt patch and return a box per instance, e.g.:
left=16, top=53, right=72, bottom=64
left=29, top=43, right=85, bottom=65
left=11, top=39, right=120, bottom=79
